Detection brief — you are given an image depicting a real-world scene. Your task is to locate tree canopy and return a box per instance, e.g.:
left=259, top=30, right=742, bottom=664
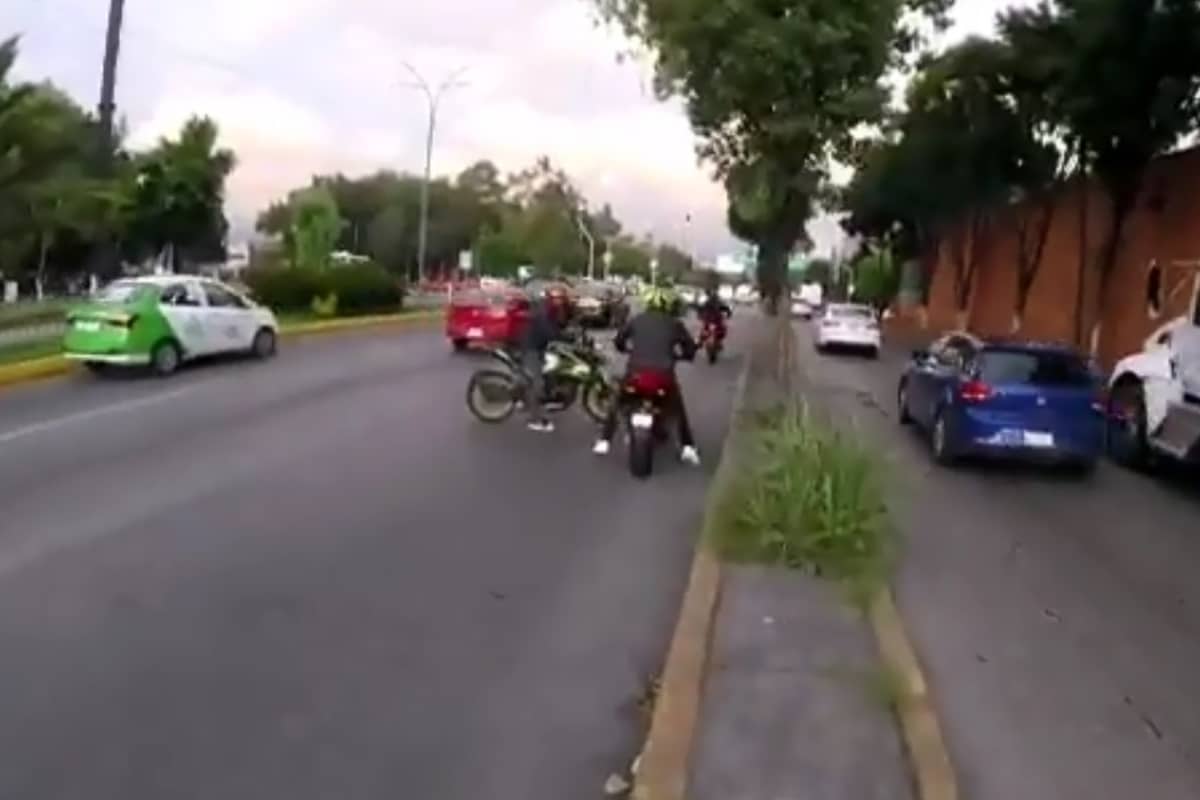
left=256, top=156, right=676, bottom=281
left=592, top=0, right=950, bottom=308
left=0, top=36, right=236, bottom=289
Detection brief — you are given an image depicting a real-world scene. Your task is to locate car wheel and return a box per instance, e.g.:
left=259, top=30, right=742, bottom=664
left=150, top=340, right=181, bottom=377
left=84, top=362, right=110, bottom=377
left=870, top=347, right=881, bottom=360
left=1067, top=458, right=1098, bottom=478
left=251, top=328, right=277, bottom=359
left=931, top=410, right=956, bottom=465
left=1107, top=378, right=1153, bottom=470
left=897, top=382, right=913, bottom=425
left=452, top=338, right=469, bottom=353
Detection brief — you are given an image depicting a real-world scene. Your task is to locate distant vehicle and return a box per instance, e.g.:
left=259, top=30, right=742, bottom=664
left=1107, top=278, right=1200, bottom=469
left=814, top=303, right=881, bottom=357
left=445, top=288, right=531, bottom=352
left=790, top=299, right=814, bottom=319
left=898, top=334, right=1104, bottom=472
left=63, top=275, right=279, bottom=376
left=575, top=282, right=627, bottom=328
left=733, top=284, right=757, bottom=304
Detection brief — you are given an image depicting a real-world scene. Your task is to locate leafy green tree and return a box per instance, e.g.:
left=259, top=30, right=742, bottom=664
left=592, top=0, right=951, bottom=312
left=124, top=116, right=235, bottom=269
left=851, top=246, right=899, bottom=312
left=366, top=204, right=410, bottom=274
left=288, top=186, right=343, bottom=271
left=804, top=257, right=833, bottom=289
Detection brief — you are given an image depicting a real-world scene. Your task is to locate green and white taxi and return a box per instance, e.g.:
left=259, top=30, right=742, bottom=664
left=63, top=275, right=279, bottom=376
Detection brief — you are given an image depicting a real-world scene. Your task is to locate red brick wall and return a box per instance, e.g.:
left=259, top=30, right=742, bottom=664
left=920, top=147, right=1200, bottom=369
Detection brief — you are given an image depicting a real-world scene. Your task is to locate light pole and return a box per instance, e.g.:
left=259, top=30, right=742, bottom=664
left=402, top=63, right=468, bottom=285
left=576, top=215, right=596, bottom=281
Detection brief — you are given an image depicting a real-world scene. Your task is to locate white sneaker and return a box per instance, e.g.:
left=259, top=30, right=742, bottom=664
left=528, top=420, right=555, bottom=433
left=680, top=445, right=701, bottom=466
left=593, top=439, right=611, bottom=456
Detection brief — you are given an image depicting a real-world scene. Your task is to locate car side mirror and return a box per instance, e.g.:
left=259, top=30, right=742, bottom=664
left=912, top=348, right=928, bottom=362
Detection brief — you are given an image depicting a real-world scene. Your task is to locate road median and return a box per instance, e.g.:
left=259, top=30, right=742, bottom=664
left=0, top=310, right=441, bottom=391
left=633, top=314, right=957, bottom=800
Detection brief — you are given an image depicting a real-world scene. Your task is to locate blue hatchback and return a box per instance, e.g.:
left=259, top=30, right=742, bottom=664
left=897, top=334, right=1105, bottom=471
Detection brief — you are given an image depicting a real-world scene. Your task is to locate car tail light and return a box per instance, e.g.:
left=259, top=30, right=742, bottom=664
left=110, top=314, right=138, bottom=328
left=959, top=379, right=992, bottom=403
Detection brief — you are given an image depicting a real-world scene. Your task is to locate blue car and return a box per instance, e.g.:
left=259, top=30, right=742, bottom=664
left=897, top=333, right=1105, bottom=471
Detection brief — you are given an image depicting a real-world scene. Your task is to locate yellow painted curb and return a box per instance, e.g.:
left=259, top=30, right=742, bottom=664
left=0, top=311, right=443, bottom=391
left=870, top=587, right=959, bottom=800
left=0, top=356, right=71, bottom=389
left=632, top=546, right=721, bottom=800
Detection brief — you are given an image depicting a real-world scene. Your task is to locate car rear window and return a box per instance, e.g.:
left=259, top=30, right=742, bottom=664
left=95, top=281, right=155, bottom=304
left=978, top=349, right=1094, bottom=387
left=827, top=306, right=874, bottom=320
left=453, top=290, right=509, bottom=307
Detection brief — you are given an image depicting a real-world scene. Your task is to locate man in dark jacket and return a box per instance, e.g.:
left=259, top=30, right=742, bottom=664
left=519, top=289, right=571, bottom=432
left=592, top=288, right=701, bottom=465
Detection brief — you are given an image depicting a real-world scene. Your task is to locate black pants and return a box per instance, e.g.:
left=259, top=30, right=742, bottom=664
left=521, top=350, right=546, bottom=423
left=600, top=371, right=695, bottom=448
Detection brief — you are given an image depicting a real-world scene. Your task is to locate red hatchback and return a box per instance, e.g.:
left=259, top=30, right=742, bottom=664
left=446, top=289, right=531, bottom=351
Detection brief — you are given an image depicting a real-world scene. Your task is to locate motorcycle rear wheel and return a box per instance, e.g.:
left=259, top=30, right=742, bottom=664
left=706, top=344, right=719, bottom=364
left=467, top=370, right=519, bottom=423
left=629, top=427, right=655, bottom=478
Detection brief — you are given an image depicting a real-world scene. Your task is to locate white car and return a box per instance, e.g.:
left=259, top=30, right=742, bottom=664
left=814, top=303, right=881, bottom=357
left=790, top=298, right=814, bottom=319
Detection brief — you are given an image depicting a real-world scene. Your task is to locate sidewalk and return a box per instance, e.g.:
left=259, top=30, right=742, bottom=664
left=684, top=316, right=914, bottom=800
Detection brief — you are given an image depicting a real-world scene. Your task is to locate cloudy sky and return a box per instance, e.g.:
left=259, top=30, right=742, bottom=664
left=7, top=0, right=1026, bottom=259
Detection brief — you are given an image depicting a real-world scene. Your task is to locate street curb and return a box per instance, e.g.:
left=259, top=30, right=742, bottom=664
left=631, top=339, right=756, bottom=800
left=870, top=588, right=959, bottom=800
left=0, top=311, right=442, bottom=391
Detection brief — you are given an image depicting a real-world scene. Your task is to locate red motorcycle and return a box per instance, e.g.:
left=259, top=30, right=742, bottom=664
left=621, top=368, right=677, bottom=478
left=698, top=318, right=727, bottom=364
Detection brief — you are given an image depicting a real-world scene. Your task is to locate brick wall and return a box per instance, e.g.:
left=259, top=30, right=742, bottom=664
left=916, top=147, right=1200, bottom=369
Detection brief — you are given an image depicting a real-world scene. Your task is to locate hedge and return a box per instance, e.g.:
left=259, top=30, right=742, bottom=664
left=242, top=263, right=404, bottom=316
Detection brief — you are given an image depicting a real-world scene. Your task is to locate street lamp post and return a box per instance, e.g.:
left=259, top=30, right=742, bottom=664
left=402, top=63, right=468, bottom=285
left=576, top=215, right=596, bottom=281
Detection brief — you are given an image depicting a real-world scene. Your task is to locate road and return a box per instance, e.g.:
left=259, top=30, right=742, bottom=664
left=793, top=322, right=1200, bottom=800
left=0, top=323, right=743, bottom=800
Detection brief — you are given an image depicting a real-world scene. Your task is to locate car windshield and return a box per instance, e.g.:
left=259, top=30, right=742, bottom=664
left=828, top=306, right=873, bottom=320
left=978, top=349, right=1094, bottom=387
left=94, top=281, right=154, bottom=304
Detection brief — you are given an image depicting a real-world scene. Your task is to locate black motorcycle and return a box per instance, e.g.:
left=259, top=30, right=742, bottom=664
left=466, top=333, right=612, bottom=424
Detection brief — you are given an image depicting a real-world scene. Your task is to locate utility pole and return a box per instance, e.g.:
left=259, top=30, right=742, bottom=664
left=576, top=215, right=595, bottom=281
left=97, top=0, right=126, bottom=162
left=92, top=0, right=126, bottom=281
left=402, top=63, right=468, bottom=286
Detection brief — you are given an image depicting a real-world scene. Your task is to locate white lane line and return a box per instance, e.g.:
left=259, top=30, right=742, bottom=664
left=0, top=386, right=194, bottom=446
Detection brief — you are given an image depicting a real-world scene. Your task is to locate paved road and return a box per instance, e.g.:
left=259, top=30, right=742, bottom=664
left=792, top=322, right=1200, bottom=800
left=0, top=323, right=743, bottom=800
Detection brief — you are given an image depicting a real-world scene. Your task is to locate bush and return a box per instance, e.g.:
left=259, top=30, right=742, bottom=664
left=242, top=263, right=404, bottom=316
left=324, top=263, right=404, bottom=315
left=711, top=403, right=893, bottom=597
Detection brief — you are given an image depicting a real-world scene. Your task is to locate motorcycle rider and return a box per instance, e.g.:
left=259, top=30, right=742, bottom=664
left=592, top=286, right=702, bottom=465
left=697, top=287, right=733, bottom=339
left=520, top=285, right=574, bottom=433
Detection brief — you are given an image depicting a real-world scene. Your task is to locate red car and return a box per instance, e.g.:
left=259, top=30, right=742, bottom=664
left=446, top=289, right=531, bottom=351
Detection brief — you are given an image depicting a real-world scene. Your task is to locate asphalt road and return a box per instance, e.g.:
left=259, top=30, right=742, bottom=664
left=0, top=322, right=744, bottom=800
left=793, top=322, right=1200, bottom=800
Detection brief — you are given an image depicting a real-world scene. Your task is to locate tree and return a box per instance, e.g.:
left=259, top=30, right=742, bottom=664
left=366, top=204, right=409, bottom=274
left=592, top=0, right=951, bottom=312
left=288, top=186, right=343, bottom=271
left=124, top=116, right=235, bottom=270
left=1000, top=0, right=1200, bottom=349
left=804, top=257, right=833, bottom=289
left=851, top=246, right=900, bottom=312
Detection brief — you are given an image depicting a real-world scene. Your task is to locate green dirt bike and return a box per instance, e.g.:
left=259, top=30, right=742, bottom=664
left=466, top=333, right=613, bottom=424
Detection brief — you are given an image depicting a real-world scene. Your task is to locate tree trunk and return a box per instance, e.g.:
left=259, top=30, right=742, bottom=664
left=1073, top=184, right=1089, bottom=348
left=1090, top=183, right=1136, bottom=358
left=756, top=239, right=788, bottom=317
left=1015, top=196, right=1055, bottom=322
left=37, top=232, right=50, bottom=301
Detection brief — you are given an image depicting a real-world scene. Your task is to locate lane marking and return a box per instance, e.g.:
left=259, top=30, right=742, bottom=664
left=0, top=387, right=194, bottom=447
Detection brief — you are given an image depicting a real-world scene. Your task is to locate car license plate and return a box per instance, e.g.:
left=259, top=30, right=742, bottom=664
left=1023, top=431, right=1055, bottom=448
left=75, top=320, right=100, bottom=332
left=631, top=412, right=654, bottom=429
left=467, top=327, right=483, bottom=338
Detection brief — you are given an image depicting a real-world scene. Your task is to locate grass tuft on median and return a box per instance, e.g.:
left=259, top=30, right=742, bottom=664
left=710, top=402, right=894, bottom=601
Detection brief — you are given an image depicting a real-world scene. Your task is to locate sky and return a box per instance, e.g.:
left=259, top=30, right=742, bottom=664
left=5, top=0, right=1028, bottom=260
